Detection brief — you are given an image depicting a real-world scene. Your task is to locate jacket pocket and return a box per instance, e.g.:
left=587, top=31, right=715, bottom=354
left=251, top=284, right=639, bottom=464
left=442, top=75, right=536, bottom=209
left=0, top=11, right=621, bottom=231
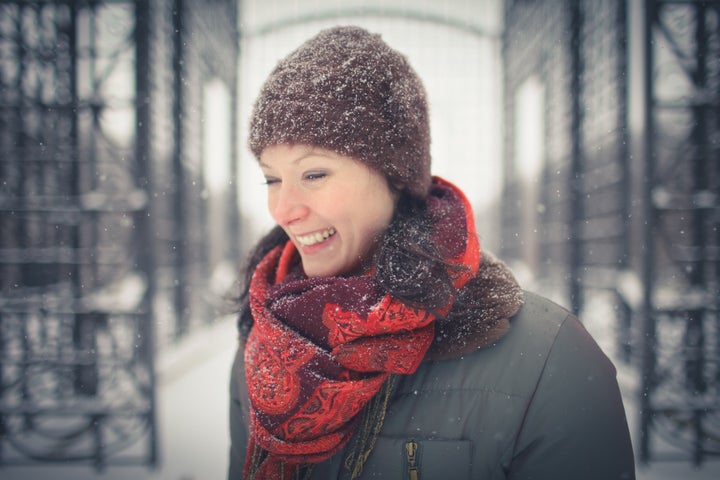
left=359, top=436, right=472, bottom=479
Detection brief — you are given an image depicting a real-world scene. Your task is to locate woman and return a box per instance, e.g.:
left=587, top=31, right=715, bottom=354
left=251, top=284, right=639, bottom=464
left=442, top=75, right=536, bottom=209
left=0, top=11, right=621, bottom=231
left=229, top=26, right=635, bottom=479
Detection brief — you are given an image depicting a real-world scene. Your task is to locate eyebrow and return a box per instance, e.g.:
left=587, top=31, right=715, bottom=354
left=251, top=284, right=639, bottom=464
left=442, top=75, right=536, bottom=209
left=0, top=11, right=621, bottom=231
left=259, top=150, right=334, bottom=169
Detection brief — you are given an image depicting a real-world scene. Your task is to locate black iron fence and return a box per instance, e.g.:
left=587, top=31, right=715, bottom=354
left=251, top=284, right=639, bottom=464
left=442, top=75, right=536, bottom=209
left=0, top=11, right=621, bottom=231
left=0, top=0, right=238, bottom=468
left=635, top=0, right=720, bottom=464
left=502, top=0, right=720, bottom=466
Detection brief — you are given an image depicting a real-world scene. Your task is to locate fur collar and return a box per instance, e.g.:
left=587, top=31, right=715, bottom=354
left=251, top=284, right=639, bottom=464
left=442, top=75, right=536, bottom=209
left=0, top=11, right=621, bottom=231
left=425, top=251, right=524, bottom=361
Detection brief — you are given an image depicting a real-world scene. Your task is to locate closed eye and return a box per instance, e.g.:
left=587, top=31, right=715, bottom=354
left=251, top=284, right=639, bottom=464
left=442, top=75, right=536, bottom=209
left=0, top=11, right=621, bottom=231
left=262, top=177, right=280, bottom=186
left=304, top=172, right=327, bottom=181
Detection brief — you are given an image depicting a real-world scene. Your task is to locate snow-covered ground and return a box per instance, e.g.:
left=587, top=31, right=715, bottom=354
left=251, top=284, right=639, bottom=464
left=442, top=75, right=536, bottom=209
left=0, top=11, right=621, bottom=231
left=2, top=302, right=719, bottom=479
left=0, top=317, right=238, bottom=480
left=582, top=292, right=720, bottom=480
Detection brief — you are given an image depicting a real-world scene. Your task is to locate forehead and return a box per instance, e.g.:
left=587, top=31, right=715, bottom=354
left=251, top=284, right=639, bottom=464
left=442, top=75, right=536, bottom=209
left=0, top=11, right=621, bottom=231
left=259, top=144, right=366, bottom=171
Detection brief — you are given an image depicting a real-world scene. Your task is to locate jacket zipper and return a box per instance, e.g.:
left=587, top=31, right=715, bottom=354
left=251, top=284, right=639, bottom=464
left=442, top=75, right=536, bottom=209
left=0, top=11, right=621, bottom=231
left=405, top=440, right=419, bottom=480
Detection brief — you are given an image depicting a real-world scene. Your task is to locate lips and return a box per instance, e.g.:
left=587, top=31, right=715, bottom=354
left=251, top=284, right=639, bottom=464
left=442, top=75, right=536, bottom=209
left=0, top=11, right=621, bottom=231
left=295, top=227, right=336, bottom=246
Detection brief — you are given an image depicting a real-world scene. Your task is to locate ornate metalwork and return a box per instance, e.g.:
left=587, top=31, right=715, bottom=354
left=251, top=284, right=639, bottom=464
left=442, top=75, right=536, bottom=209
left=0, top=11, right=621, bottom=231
left=0, top=0, right=157, bottom=467
left=501, top=0, right=629, bottom=311
left=639, top=0, right=720, bottom=464
left=0, top=0, right=240, bottom=468
left=503, top=0, right=719, bottom=465
left=576, top=0, right=631, bottom=281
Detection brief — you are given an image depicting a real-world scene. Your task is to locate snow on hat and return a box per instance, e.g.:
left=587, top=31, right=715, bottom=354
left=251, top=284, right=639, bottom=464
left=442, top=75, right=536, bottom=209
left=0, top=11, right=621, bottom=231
left=248, top=25, right=432, bottom=199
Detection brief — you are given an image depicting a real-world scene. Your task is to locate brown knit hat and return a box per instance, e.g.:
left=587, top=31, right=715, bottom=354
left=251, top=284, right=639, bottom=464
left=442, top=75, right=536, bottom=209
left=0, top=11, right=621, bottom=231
left=248, top=26, right=432, bottom=199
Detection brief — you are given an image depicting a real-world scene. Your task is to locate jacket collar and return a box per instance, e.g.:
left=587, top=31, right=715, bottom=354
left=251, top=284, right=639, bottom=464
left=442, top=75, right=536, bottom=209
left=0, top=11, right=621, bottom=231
left=425, top=252, right=524, bottom=361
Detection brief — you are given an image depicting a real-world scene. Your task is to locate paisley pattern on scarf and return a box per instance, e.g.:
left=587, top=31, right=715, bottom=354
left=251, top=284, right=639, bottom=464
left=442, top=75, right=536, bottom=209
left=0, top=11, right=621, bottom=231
left=243, top=177, right=481, bottom=479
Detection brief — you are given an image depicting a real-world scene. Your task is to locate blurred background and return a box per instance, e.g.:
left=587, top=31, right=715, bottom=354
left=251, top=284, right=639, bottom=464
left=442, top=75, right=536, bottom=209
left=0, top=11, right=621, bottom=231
left=0, top=0, right=719, bottom=478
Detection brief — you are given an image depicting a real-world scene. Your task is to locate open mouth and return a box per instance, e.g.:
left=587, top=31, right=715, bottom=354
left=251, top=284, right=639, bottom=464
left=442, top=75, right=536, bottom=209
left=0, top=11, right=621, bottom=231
left=295, top=227, right=336, bottom=247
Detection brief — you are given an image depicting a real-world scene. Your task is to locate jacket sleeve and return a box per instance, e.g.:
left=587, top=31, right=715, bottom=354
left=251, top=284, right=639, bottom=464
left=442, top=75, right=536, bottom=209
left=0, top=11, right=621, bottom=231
left=506, top=314, right=636, bottom=480
left=228, top=346, right=249, bottom=480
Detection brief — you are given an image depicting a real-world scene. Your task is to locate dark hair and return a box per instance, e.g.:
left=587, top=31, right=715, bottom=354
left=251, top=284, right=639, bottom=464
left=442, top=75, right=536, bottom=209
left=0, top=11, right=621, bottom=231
left=235, top=193, right=461, bottom=337
left=235, top=225, right=288, bottom=338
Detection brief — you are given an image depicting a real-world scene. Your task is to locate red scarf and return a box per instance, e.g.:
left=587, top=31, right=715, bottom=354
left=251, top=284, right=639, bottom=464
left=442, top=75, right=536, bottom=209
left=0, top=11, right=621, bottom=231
left=243, top=177, right=481, bottom=479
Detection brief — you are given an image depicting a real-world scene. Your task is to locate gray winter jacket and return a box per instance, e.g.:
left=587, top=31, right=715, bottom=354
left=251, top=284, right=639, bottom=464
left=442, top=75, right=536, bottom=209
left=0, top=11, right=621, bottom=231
left=228, top=291, right=636, bottom=479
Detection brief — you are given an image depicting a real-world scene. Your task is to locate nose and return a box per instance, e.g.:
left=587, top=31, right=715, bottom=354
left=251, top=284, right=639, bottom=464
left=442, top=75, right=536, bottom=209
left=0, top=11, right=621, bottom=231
left=270, top=182, right=309, bottom=226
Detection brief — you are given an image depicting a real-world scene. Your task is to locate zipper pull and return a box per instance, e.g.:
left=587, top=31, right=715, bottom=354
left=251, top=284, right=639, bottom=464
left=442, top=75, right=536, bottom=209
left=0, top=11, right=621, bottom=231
left=405, top=440, right=419, bottom=480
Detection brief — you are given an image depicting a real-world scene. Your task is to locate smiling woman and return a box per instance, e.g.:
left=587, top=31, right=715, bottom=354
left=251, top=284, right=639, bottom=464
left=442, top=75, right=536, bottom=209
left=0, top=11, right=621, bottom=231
left=259, top=145, right=396, bottom=278
left=229, top=26, right=636, bottom=480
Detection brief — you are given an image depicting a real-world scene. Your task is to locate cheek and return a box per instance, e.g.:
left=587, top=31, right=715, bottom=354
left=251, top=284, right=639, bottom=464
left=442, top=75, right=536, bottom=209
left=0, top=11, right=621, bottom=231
left=355, top=202, right=394, bottom=242
left=266, top=192, right=281, bottom=222
left=369, top=190, right=395, bottom=229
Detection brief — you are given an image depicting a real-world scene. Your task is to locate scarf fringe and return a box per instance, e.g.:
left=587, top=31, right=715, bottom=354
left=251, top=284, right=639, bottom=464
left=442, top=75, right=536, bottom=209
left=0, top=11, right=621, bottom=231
left=344, top=375, right=398, bottom=478
left=245, top=449, right=316, bottom=480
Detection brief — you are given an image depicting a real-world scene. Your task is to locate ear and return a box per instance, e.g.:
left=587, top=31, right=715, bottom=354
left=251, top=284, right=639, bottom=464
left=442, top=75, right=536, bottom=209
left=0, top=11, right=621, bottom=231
left=387, top=178, right=404, bottom=198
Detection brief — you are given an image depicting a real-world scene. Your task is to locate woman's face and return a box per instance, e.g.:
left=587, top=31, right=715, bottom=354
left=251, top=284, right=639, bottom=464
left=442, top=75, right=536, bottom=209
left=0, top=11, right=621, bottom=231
left=260, top=144, right=396, bottom=278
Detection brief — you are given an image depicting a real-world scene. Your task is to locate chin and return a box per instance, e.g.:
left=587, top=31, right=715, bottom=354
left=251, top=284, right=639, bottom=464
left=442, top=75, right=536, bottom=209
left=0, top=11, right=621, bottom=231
left=302, top=260, right=353, bottom=278
left=302, top=263, right=335, bottom=278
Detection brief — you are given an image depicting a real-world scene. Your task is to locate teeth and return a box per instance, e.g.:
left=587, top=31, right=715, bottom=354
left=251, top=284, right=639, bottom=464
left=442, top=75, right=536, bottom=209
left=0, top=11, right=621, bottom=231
left=296, top=228, right=336, bottom=246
